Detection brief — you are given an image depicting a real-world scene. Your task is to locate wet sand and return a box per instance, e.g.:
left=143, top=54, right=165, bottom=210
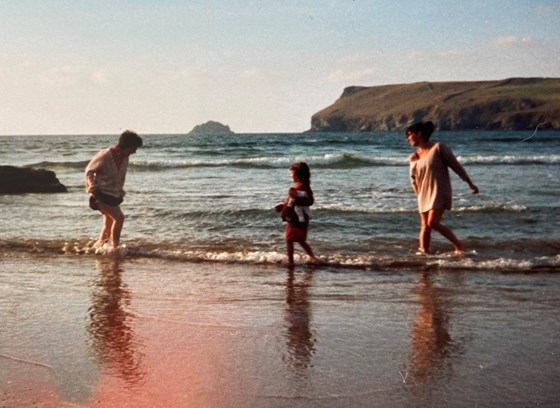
left=1, top=254, right=559, bottom=407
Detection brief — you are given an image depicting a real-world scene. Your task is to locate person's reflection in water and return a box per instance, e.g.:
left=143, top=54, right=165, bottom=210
left=283, top=266, right=316, bottom=382
left=87, top=258, right=144, bottom=386
left=407, top=272, right=456, bottom=385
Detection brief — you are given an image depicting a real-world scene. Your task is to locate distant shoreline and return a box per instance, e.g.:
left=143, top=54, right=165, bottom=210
left=2, top=129, right=559, bottom=138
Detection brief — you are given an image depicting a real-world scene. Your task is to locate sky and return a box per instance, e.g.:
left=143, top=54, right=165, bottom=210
left=0, top=0, right=559, bottom=135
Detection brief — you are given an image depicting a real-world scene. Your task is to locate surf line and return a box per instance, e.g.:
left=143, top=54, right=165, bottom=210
left=520, top=122, right=546, bottom=142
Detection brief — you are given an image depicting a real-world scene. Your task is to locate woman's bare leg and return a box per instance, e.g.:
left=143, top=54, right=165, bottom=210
left=427, top=209, right=464, bottom=254
left=419, top=212, right=431, bottom=253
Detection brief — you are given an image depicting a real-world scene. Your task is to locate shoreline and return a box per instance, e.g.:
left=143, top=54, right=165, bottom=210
left=1, top=253, right=560, bottom=407
left=1, top=237, right=559, bottom=274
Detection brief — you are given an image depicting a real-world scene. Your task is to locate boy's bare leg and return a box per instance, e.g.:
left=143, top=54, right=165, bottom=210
left=96, top=214, right=112, bottom=246
left=97, top=203, right=125, bottom=249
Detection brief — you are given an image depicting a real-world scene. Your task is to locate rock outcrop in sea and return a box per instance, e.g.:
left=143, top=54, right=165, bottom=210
left=188, top=121, right=235, bottom=135
left=309, top=78, right=560, bottom=132
left=0, top=166, right=67, bottom=194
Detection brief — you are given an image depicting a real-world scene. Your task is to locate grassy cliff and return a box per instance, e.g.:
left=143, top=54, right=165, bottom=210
left=310, top=78, right=560, bottom=131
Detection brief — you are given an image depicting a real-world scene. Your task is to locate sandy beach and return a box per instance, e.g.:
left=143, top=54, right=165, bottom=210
left=1, top=253, right=559, bottom=408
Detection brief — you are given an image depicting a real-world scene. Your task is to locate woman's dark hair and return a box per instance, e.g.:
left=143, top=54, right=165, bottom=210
left=407, top=121, right=435, bottom=141
left=118, top=130, right=143, bottom=149
left=290, top=162, right=311, bottom=184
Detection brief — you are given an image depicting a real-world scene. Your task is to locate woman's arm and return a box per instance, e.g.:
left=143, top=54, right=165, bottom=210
left=439, top=143, right=479, bottom=194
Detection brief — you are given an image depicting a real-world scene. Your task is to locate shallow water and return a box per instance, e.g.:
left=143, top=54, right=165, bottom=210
left=1, top=255, right=559, bottom=407
left=1, top=131, right=559, bottom=271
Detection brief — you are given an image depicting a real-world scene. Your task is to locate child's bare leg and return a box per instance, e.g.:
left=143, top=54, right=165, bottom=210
left=299, top=241, right=316, bottom=262
left=286, top=241, right=295, bottom=265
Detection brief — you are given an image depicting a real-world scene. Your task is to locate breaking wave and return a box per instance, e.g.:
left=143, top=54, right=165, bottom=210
left=22, top=152, right=560, bottom=173
left=2, top=238, right=558, bottom=273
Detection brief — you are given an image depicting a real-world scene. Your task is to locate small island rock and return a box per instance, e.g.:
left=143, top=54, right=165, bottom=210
left=188, top=121, right=235, bottom=135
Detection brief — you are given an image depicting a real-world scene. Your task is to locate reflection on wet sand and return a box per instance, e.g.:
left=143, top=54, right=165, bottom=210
left=408, top=272, right=455, bottom=385
left=87, top=258, right=144, bottom=386
left=284, top=267, right=316, bottom=382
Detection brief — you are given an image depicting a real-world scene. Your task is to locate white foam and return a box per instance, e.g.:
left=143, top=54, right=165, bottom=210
left=58, top=240, right=560, bottom=272
left=459, top=154, right=560, bottom=165
left=94, top=243, right=128, bottom=256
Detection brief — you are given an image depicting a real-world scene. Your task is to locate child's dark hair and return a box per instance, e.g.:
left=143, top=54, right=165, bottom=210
left=406, top=121, right=435, bottom=141
left=290, top=162, right=311, bottom=184
left=118, top=130, right=143, bottom=149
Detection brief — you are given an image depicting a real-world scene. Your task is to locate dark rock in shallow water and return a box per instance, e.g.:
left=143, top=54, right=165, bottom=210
left=0, top=166, right=67, bottom=194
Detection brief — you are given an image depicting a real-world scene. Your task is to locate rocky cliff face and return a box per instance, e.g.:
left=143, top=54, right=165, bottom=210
left=310, top=78, right=560, bottom=132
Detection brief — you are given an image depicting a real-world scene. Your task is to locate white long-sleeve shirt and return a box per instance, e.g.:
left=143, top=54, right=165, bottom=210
left=85, top=147, right=128, bottom=198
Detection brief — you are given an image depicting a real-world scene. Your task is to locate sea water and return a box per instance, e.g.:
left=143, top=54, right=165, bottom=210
left=1, top=131, right=559, bottom=271
left=1, top=131, right=560, bottom=407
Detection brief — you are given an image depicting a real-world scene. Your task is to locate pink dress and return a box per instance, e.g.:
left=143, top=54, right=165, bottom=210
left=409, top=143, right=470, bottom=213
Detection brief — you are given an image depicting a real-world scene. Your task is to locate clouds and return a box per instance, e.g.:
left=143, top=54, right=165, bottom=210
left=43, top=65, right=111, bottom=87
left=489, top=35, right=532, bottom=48
left=0, top=55, right=111, bottom=97
left=326, top=33, right=560, bottom=87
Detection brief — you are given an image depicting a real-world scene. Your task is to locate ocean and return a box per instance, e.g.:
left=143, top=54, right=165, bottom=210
left=1, top=130, right=560, bottom=407
left=1, top=131, right=559, bottom=271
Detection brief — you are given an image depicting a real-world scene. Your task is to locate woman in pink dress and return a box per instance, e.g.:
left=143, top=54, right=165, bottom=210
left=406, top=121, right=479, bottom=255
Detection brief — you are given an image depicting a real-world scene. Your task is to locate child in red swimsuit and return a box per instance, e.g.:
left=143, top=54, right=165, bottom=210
left=275, top=162, right=318, bottom=265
